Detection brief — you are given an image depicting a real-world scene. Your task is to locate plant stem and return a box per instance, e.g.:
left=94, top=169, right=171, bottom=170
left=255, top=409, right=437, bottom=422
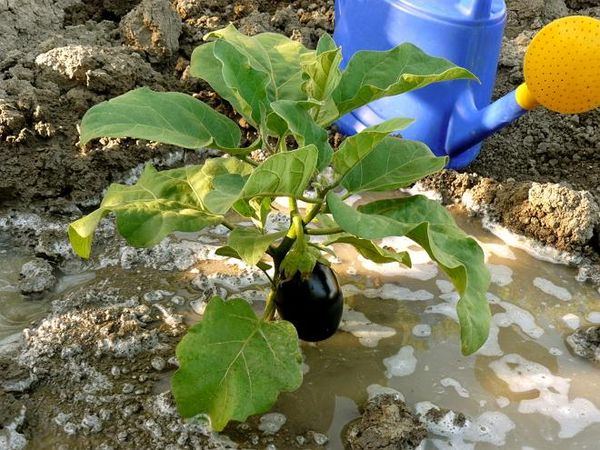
left=242, top=156, right=258, bottom=167
left=262, top=289, right=277, bottom=321
left=298, top=196, right=321, bottom=204
left=303, top=201, right=324, bottom=225
left=305, top=227, right=343, bottom=236
left=221, top=219, right=236, bottom=230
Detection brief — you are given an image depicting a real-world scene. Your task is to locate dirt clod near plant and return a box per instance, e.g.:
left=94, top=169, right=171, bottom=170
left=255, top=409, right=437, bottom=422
left=343, top=394, right=427, bottom=450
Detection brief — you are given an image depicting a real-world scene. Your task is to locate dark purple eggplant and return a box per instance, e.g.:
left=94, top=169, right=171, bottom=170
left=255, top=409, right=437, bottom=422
left=275, top=262, right=344, bottom=342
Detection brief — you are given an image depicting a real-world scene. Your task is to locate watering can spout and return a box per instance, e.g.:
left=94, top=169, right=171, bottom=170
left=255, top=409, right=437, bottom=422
left=447, top=15, right=600, bottom=157
left=446, top=84, right=536, bottom=157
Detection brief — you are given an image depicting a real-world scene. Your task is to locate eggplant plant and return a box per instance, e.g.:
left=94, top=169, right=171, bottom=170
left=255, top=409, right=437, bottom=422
left=68, top=25, right=491, bottom=431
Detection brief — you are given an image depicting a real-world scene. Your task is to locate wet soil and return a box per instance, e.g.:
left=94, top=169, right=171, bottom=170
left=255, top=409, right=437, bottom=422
left=1, top=0, right=600, bottom=449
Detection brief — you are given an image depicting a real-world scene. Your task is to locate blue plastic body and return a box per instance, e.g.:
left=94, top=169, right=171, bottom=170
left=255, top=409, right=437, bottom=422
left=333, top=0, right=512, bottom=168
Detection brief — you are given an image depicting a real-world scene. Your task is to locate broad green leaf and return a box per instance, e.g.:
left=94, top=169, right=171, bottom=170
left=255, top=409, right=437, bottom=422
left=227, top=228, right=286, bottom=266
left=341, top=137, right=447, bottom=193
left=301, top=33, right=343, bottom=125
left=215, top=246, right=272, bottom=272
left=332, top=119, right=415, bottom=178
left=189, top=157, right=254, bottom=214
left=315, top=32, right=338, bottom=54
left=192, top=25, right=315, bottom=131
left=190, top=42, right=259, bottom=128
left=203, top=173, right=247, bottom=215
left=206, top=25, right=314, bottom=102
left=172, top=297, right=303, bottom=430
left=213, top=40, right=271, bottom=127
left=270, top=100, right=333, bottom=170
left=68, top=165, right=223, bottom=258
left=326, top=193, right=490, bottom=355
left=333, top=44, right=477, bottom=116
left=114, top=200, right=221, bottom=247
left=68, top=209, right=108, bottom=259
left=240, top=145, right=318, bottom=200
left=325, top=235, right=411, bottom=267
left=79, top=88, right=241, bottom=151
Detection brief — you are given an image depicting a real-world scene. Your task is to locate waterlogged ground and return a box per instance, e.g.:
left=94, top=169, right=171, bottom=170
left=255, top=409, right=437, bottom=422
left=1, top=206, right=600, bottom=449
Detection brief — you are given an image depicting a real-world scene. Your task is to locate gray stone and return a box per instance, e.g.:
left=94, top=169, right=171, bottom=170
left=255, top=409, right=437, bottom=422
left=0, top=406, right=27, bottom=450
left=566, top=325, right=600, bottom=363
left=18, top=258, right=56, bottom=294
left=258, top=412, right=287, bottom=435
left=120, top=0, right=182, bottom=61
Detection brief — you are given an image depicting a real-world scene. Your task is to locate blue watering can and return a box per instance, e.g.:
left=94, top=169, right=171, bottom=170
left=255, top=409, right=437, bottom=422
left=333, top=0, right=600, bottom=168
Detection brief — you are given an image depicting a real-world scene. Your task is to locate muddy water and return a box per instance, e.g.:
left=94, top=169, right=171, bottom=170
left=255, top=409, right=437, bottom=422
left=273, top=209, right=600, bottom=450
left=2, top=209, right=600, bottom=450
left=0, top=240, right=48, bottom=345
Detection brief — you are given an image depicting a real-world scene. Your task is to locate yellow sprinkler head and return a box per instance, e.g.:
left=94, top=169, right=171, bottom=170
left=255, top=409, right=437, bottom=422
left=523, top=16, right=600, bottom=114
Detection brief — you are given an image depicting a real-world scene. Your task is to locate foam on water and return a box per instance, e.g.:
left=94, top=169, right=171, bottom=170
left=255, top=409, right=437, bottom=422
left=383, top=346, right=417, bottom=378
left=416, top=401, right=515, bottom=449
left=342, top=283, right=434, bottom=302
left=412, top=324, right=432, bottom=337
left=533, top=277, right=572, bottom=302
left=487, top=264, right=514, bottom=287
left=357, top=256, right=438, bottom=280
left=561, top=313, right=581, bottom=330
left=440, top=377, right=470, bottom=398
left=366, top=384, right=404, bottom=401
left=586, top=312, right=600, bottom=324
left=490, top=354, right=600, bottom=438
left=339, top=307, right=396, bottom=348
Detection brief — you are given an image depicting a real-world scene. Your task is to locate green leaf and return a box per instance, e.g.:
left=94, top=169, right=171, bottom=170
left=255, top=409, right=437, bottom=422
left=79, top=87, right=242, bottom=151
left=315, top=32, right=338, bottom=54
left=240, top=145, right=318, bottom=200
left=341, top=137, right=447, bottom=194
left=332, top=119, right=415, bottom=178
left=279, top=239, right=320, bottom=280
left=215, top=246, right=272, bottom=272
left=191, top=25, right=314, bottom=131
left=325, top=235, right=411, bottom=267
left=68, top=165, right=224, bottom=258
left=172, top=297, right=303, bottom=430
left=206, top=25, right=313, bottom=102
left=190, top=157, right=254, bottom=214
left=301, top=33, right=343, bottom=125
left=333, top=44, right=477, bottom=116
left=68, top=209, right=109, bottom=259
left=227, top=228, right=286, bottom=266
left=114, top=200, right=221, bottom=247
left=326, top=193, right=490, bottom=355
left=213, top=40, right=271, bottom=127
left=270, top=100, right=333, bottom=170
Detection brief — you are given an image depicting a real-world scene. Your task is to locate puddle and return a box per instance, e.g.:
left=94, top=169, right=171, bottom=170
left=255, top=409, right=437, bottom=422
left=0, top=241, right=47, bottom=346
left=269, top=209, right=600, bottom=450
left=2, top=207, right=600, bottom=450
left=0, top=238, right=95, bottom=346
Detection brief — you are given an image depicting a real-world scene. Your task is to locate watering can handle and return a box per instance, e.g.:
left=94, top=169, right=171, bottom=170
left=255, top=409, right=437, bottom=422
left=463, top=0, right=493, bottom=19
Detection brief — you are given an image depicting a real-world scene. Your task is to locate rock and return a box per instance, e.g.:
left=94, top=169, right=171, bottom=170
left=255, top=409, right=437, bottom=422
left=35, top=45, right=156, bottom=94
left=120, top=0, right=182, bottom=61
left=258, top=412, right=286, bottom=435
left=18, top=258, right=56, bottom=294
left=566, top=325, right=600, bottom=363
left=0, top=102, right=26, bottom=138
left=343, top=394, right=426, bottom=450
left=0, top=405, right=27, bottom=450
